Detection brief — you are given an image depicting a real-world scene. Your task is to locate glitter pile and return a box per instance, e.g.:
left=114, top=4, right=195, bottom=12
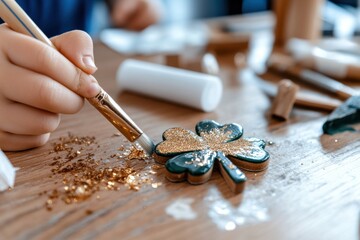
left=45, top=134, right=162, bottom=210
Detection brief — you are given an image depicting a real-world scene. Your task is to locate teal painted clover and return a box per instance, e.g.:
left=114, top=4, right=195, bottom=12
left=154, top=120, right=270, bottom=193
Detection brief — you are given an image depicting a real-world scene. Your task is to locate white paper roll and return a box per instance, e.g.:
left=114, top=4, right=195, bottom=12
left=286, top=38, right=349, bottom=78
left=116, top=59, right=223, bottom=112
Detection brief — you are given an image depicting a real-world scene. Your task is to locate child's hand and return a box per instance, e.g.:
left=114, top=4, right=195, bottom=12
left=0, top=25, right=100, bottom=151
left=110, top=0, right=162, bottom=31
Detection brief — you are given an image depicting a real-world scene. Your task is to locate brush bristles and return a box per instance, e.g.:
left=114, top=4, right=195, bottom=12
left=135, top=133, right=155, bottom=156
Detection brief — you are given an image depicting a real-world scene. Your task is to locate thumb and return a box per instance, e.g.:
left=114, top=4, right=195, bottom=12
left=51, top=30, right=97, bottom=75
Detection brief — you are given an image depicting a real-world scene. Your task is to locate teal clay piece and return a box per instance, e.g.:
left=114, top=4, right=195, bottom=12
left=154, top=120, right=270, bottom=194
left=165, top=150, right=216, bottom=176
left=323, top=96, right=360, bottom=135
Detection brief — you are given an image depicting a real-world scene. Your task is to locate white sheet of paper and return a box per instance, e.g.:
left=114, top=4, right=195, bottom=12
left=0, top=150, right=16, bottom=191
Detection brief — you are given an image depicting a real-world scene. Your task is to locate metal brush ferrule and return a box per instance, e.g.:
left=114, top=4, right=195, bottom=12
left=87, top=88, right=143, bottom=142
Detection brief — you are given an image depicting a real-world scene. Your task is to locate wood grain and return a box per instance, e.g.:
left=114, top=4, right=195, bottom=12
left=1, top=42, right=360, bottom=240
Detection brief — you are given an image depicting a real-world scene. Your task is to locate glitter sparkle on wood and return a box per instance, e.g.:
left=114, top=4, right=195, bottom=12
left=44, top=134, right=163, bottom=211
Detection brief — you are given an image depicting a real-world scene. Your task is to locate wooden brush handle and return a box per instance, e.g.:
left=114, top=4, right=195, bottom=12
left=0, top=0, right=53, bottom=47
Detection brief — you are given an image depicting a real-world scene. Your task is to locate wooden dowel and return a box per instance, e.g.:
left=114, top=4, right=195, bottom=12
left=271, top=79, right=299, bottom=120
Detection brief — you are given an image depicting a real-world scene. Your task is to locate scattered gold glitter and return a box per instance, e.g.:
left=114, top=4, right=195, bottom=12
left=45, top=200, right=53, bottom=211
left=151, top=182, right=162, bottom=189
left=127, top=146, right=147, bottom=160
left=126, top=174, right=140, bottom=191
left=44, top=134, right=163, bottom=211
left=151, top=165, right=162, bottom=170
left=148, top=170, right=156, bottom=175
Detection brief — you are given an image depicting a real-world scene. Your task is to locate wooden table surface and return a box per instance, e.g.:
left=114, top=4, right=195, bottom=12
left=1, top=39, right=360, bottom=240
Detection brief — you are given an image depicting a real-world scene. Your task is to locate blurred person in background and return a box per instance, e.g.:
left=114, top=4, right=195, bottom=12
left=2, top=0, right=162, bottom=37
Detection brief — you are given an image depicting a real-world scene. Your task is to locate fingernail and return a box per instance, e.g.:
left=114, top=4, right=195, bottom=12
left=82, top=56, right=98, bottom=72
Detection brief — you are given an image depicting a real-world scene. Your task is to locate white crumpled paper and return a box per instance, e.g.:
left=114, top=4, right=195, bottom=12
left=0, top=150, right=16, bottom=192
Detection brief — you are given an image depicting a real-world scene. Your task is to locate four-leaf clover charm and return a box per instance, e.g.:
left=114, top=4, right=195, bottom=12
left=154, top=120, right=270, bottom=193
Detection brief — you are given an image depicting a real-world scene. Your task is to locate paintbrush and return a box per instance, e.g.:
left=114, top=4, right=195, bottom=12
left=0, top=0, right=154, bottom=155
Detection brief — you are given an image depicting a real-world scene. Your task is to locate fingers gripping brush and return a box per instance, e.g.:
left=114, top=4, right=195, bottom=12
left=0, top=0, right=154, bottom=155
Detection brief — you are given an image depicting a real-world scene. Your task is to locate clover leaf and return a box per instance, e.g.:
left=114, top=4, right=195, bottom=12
left=154, top=120, right=270, bottom=193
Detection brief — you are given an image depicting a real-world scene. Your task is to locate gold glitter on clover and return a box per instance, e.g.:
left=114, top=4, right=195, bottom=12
left=154, top=120, right=270, bottom=193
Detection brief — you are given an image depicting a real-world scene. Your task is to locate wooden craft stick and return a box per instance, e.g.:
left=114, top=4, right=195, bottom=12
left=255, top=76, right=342, bottom=111
left=294, top=93, right=341, bottom=111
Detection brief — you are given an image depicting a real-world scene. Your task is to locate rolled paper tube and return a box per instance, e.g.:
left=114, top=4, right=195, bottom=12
left=287, top=38, right=360, bottom=80
left=116, top=59, right=223, bottom=112
left=270, top=79, right=299, bottom=120
left=274, top=0, right=323, bottom=46
left=268, top=52, right=358, bottom=99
